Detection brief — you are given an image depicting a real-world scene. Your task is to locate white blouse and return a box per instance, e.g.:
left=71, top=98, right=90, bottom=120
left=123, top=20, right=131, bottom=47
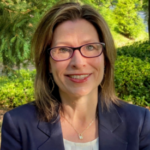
left=63, top=138, right=99, bottom=150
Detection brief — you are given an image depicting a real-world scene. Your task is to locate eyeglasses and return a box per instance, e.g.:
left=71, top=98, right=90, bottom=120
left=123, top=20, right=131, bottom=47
left=47, top=42, right=105, bottom=61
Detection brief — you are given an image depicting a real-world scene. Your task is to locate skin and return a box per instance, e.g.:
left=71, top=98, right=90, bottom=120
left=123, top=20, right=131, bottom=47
left=49, top=19, right=105, bottom=142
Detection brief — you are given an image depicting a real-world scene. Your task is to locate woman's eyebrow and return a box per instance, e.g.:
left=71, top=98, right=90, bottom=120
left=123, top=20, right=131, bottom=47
left=53, top=39, right=99, bottom=47
left=53, top=41, right=72, bottom=46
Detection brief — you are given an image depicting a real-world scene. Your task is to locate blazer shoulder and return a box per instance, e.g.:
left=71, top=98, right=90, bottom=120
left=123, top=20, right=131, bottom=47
left=115, top=101, right=150, bottom=129
left=116, top=101, right=149, bottom=117
left=4, top=102, right=38, bottom=122
left=118, top=101, right=149, bottom=113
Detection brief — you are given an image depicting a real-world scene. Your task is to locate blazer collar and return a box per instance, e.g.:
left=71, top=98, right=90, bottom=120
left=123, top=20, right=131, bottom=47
left=37, top=115, right=65, bottom=150
left=98, top=97, right=123, bottom=132
left=37, top=97, right=127, bottom=150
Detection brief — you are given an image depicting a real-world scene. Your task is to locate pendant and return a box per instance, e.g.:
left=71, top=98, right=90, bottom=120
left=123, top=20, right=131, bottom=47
left=79, top=134, right=83, bottom=140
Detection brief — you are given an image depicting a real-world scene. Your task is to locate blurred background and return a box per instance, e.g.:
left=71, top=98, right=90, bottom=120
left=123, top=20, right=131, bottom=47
left=0, top=0, right=150, bottom=140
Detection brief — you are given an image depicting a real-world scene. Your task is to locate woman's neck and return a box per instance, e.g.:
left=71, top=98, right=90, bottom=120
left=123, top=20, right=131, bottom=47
left=59, top=90, right=98, bottom=124
left=59, top=90, right=99, bottom=142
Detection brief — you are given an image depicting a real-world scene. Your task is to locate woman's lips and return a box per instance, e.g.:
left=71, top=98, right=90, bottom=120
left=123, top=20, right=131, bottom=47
left=65, top=74, right=91, bottom=83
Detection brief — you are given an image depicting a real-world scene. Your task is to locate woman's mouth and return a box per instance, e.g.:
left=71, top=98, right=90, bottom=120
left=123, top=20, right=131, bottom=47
left=68, top=74, right=89, bottom=79
left=66, top=74, right=91, bottom=83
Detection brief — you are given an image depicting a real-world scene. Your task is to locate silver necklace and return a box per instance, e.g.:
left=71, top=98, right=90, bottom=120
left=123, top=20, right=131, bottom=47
left=61, top=115, right=95, bottom=140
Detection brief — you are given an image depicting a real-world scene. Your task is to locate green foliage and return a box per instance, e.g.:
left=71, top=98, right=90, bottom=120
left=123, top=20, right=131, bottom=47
left=142, top=0, right=148, bottom=22
left=81, top=0, right=93, bottom=5
left=114, top=0, right=145, bottom=38
left=89, top=0, right=117, bottom=31
left=115, top=55, right=150, bottom=106
left=98, top=6, right=117, bottom=30
left=0, top=69, right=36, bottom=108
left=0, top=0, right=60, bottom=72
left=0, top=0, right=34, bottom=71
left=91, top=0, right=117, bottom=6
left=117, top=41, right=150, bottom=62
left=115, top=41, right=150, bottom=106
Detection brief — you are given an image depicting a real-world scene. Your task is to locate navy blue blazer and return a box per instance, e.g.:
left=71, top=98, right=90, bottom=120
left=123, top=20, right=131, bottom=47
left=1, top=100, right=150, bottom=150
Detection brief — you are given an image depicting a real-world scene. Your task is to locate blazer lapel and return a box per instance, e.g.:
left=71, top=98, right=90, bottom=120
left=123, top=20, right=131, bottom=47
left=98, top=98, right=128, bottom=150
left=37, top=97, right=128, bottom=150
left=37, top=115, right=65, bottom=150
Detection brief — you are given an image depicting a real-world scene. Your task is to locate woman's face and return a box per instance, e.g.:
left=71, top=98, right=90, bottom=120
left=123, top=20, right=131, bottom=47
left=49, top=19, right=105, bottom=98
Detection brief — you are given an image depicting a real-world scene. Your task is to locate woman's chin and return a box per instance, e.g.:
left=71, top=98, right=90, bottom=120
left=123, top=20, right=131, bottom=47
left=65, top=88, right=93, bottom=98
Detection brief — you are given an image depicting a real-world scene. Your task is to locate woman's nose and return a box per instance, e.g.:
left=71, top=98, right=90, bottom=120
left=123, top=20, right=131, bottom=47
left=69, top=49, right=86, bottom=68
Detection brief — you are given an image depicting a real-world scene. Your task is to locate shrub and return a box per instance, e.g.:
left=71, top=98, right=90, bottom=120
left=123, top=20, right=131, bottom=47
left=117, top=41, right=150, bottom=63
left=0, top=69, right=35, bottom=108
left=115, top=56, right=150, bottom=106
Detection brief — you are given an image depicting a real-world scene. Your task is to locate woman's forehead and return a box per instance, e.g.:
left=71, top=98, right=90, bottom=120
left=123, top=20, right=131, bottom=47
left=51, top=19, right=100, bottom=47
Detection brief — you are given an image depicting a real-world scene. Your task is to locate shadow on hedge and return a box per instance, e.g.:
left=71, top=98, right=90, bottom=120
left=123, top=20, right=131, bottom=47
left=117, top=41, right=150, bottom=63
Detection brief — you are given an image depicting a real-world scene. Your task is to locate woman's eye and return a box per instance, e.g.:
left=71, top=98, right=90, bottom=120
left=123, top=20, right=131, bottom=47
left=86, top=45, right=95, bottom=50
left=58, top=48, right=70, bottom=52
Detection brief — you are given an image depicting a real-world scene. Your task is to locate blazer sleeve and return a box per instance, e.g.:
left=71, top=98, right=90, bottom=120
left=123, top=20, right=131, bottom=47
left=1, top=112, right=22, bottom=150
left=139, top=109, right=150, bottom=150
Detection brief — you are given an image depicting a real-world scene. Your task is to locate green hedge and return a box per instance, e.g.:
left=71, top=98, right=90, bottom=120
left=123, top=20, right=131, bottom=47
left=0, top=70, right=35, bottom=108
left=115, top=56, right=150, bottom=106
left=117, top=41, right=150, bottom=63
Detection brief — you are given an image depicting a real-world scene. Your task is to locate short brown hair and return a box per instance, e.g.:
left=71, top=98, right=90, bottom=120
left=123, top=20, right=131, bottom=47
left=32, top=1, right=120, bottom=121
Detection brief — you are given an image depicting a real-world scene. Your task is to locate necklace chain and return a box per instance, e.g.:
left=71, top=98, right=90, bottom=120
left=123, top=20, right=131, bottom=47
left=61, top=114, right=95, bottom=140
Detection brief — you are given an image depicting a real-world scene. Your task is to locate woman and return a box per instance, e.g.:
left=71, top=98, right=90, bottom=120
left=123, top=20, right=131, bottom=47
left=1, top=1, right=150, bottom=150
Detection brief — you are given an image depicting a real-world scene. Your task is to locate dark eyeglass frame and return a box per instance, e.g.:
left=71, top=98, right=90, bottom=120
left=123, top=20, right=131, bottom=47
left=47, top=42, right=105, bottom=61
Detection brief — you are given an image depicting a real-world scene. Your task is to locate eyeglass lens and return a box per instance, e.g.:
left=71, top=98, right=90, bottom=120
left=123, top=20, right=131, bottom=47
left=50, top=43, right=103, bottom=61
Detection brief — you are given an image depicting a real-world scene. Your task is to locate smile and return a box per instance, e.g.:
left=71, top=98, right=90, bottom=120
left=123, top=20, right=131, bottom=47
left=68, top=75, right=90, bottom=79
left=66, top=74, right=91, bottom=83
